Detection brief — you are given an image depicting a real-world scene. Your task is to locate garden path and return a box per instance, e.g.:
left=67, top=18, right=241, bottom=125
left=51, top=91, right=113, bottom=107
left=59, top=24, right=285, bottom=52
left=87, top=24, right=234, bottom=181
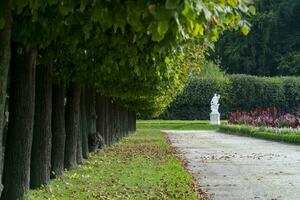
left=165, top=130, right=300, bottom=200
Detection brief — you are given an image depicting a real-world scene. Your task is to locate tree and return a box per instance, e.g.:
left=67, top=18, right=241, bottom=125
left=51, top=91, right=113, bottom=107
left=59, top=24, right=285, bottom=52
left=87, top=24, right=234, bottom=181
left=215, top=0, right=300, bottom=76
left=30, top=50, right=52, bottom=189
left=0, top=0, right=11, bottom=195
left=51, top=81, right=66, bottom=178
left=0, top=0, right=253, bottom=199
left=2, top=1, right=77, bottom=198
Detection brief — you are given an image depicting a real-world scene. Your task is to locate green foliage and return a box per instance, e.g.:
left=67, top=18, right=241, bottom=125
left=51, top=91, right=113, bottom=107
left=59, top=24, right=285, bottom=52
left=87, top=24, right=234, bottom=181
left=81, top=0, right=254, bottom=114
left=277, top=52, right=300, bottom=75
left=214, top=0, right=300, bottom=76
left=194, top=62, right=227, bottom=79
left=3, top=0, right=254, bottom=115
left=159, top=74, right=300, bottom=120
left=25, top=131, right=198, bottom=199
left=219, top=124, right=300, bottom=144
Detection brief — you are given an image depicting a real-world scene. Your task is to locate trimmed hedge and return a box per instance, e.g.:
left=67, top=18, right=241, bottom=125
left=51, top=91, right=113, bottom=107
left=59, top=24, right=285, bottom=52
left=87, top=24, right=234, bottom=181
left=219, top=125, right=300, bottom=144
left=159, top=74, right=300, bottom=120
left=159, top=76, right=231, bottom=119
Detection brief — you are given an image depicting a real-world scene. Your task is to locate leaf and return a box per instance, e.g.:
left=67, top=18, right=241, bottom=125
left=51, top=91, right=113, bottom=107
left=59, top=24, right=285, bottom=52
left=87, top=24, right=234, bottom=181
left=248, top=6, right=256, bottom=15
left=165, top=0, right=181, bottom=10
left=157, top=20, right=169, bottom=36
left=228, top=0, right=238, bottom=7
left=165, top=57, right=171, bottom=64
left=241, top=26, right=250, bottom=36
left=192, top=23, right=204, bottom=36
left=182, top=4, right=193, bottom=19
left=151, top=30, right=164, bottom=42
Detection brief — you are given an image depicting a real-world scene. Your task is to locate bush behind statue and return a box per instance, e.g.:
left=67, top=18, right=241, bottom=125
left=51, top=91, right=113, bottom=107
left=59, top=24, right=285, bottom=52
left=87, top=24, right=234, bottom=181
left=159, top=74, right=300, bottom=120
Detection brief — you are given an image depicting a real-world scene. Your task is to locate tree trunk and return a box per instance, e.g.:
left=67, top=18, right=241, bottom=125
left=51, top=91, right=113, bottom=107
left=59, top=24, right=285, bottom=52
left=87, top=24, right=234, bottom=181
left=64, top=82, right=81, bottom=169
left=96, top=95, right=106, bottom=148
left=105, top=98, right=110, bottom=145
left=51, top=81, right=66, bottom=178
left=80, top=86, right=89, bottom=159
left=125, top=108, right=129, bottom=135
left=30, top=53, right=52, bottom=189
left=87, top=88, right=99, bottom=152
left=120, top=106, right=124, bottom=138
left=115, top=104, right=120, bottom=141
left=0, top=0, right=12, bottom=196
left=2, top=44, right=37, bottom=200
left=134, top=111, right=137, bottom=132
left=76, top=86, right=83, bottom=164
left=110, top=100, right=114, bottom=144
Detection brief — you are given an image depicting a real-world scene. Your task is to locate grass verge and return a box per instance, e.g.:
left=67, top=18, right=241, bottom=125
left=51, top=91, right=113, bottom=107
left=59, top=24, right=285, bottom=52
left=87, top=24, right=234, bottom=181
left=25, top=131, right=198, bottom=200
left=219, top=124, right=300, bottom=144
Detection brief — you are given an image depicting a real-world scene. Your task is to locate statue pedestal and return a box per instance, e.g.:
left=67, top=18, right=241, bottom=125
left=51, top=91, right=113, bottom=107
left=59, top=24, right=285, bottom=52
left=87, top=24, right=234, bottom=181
left=210, top=113, right=220, bottom=125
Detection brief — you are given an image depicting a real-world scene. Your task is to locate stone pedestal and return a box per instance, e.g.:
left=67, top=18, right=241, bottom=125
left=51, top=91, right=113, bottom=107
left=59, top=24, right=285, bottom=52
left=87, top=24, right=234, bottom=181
left=210, top=113, right=220, bottom=125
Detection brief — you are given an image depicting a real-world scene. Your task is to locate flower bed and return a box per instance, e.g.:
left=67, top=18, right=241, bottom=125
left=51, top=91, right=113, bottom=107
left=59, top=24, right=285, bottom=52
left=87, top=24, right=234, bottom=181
left=228, top=108, right=300, bottom=129
left=218, top=108, right=300, bottom=144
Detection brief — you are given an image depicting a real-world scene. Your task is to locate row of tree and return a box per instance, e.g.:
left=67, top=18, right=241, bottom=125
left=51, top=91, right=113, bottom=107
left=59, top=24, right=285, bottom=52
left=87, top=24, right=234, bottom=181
left=0, top=0, right=252, bottom=199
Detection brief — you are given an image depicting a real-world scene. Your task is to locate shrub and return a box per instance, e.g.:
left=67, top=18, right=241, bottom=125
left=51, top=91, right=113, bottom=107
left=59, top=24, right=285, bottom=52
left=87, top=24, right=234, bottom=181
left=159, top=76, right=231, bottom=119
left=159, top=74, right=300, bottom=120
left=219, top=124, right=300, bottom=144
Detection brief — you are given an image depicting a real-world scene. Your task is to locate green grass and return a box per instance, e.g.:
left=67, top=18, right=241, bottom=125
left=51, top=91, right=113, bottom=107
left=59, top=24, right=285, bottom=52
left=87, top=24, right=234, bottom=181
left=219, top=124, right=300, bottom=144
left=138, top=120, right=220, bottom=131
left=25, top=130, right=198, bottom=200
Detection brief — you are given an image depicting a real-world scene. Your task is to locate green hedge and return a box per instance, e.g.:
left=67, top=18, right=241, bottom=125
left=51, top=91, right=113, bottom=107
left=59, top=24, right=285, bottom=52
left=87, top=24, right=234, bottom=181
left=219, top=125, right=300, bottom=144
left=159, top=74, right=300, bottom=120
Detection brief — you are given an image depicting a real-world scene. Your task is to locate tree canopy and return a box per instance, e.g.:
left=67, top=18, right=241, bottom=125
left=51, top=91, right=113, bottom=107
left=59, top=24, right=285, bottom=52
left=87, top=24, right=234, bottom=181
left=4, top=0, right=253, bottom=115
left=214, top=0, right=300, bottom=76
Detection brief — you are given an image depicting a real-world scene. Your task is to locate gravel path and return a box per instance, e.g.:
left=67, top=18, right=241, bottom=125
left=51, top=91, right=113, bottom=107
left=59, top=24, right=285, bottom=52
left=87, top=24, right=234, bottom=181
left=165, top=130, right=300, bottom=200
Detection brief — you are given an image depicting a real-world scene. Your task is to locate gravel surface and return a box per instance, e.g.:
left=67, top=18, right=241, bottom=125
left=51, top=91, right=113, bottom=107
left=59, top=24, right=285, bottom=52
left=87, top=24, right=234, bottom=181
left=165, top=130, right=300, bottom=200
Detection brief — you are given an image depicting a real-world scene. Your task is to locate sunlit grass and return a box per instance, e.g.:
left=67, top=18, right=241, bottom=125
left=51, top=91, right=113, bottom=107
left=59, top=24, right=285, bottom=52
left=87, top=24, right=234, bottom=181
left=25, top=131, right=198, bottom=200
left=137, top=120, right=223, bottom=131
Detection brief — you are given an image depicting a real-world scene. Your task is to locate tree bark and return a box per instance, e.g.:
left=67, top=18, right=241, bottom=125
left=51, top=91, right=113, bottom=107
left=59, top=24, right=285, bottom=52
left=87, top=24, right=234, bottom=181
left=51, top=81, right=66, bottom=178
left=96, top=95, right=106, bottom=147
left=119, top=106, right=124, bottom=138
left=30, top=53, right=52, bottom=189
left=64, top=82, right=81, bottom=169
left=80, top=86, right=89, bottom=159
left=115, top=104, right=120, bottom=141
left=2, top=44, right=37, bottom=200
left=76, top=86, right=83, bottom=164
left=87, top=88, right=99, bottom=152
left=105, top=98, right=111, bottom=145
left=134, top=111, right=137, bottom=132
left=0, top=0, right=12, bottom=196
left=110, top=100, right=115, bottom=144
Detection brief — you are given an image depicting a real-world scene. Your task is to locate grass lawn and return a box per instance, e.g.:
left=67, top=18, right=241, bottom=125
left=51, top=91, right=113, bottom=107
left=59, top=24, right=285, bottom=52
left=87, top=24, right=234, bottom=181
left=25, top=121, right=204, bottom=200
left=138, top=120, right=220, bottom=131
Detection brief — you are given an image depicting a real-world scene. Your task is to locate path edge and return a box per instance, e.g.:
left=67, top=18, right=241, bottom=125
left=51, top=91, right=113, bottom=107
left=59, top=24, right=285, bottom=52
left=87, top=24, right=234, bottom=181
left=161, top=131, right=211, bottom=200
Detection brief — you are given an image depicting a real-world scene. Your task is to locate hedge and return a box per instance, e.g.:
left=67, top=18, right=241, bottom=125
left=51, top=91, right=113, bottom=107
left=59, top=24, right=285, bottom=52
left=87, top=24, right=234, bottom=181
left=159, top=74, right=300, bottom=120
left=219, top=125, right=300, bottom=144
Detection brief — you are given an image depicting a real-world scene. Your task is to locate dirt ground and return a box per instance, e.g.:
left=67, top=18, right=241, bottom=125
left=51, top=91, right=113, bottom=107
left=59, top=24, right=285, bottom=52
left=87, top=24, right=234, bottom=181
left=166, top=130, right=300, bottom=200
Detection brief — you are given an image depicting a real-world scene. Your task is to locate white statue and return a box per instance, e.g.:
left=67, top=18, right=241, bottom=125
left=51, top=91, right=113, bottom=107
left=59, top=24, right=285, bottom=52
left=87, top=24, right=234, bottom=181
left=210, top=93, right=221, bottom=125
left=210, top=93, right=220, bottom=114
